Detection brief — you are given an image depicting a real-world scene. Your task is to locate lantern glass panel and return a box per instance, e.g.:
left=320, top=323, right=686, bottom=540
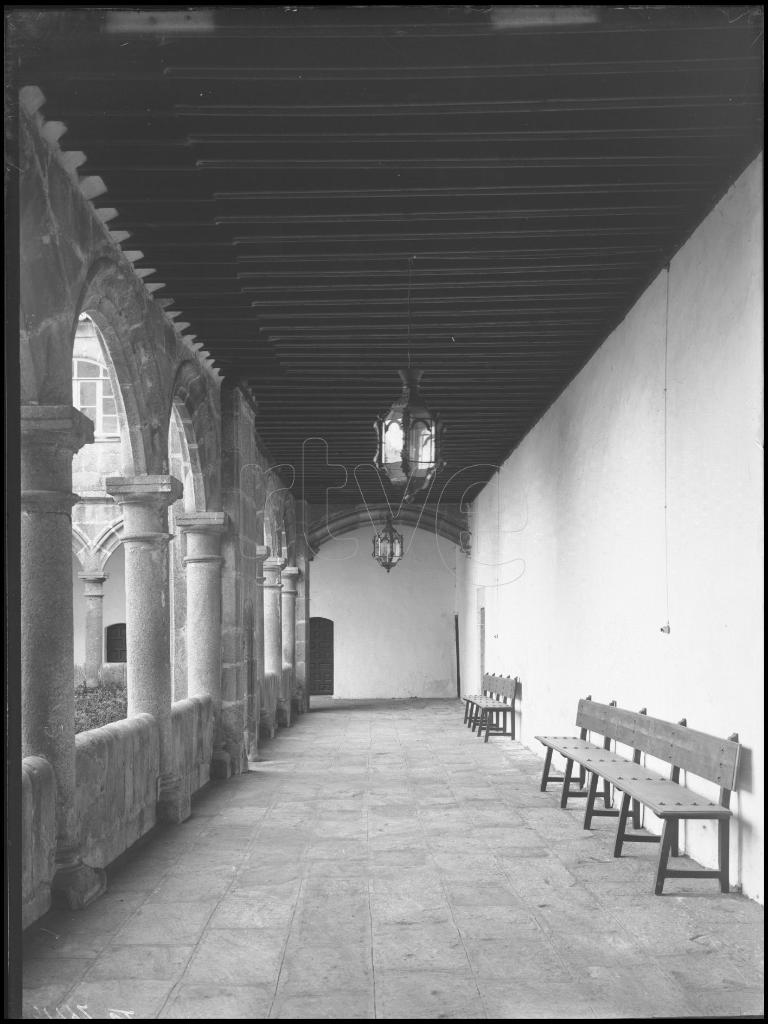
left=408, top=418, right=435, bottom=478
left=381, top=412, right=407, bottom=483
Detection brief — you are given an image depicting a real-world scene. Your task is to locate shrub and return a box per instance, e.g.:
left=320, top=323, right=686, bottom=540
left=74, top=670, right=128, bottom=734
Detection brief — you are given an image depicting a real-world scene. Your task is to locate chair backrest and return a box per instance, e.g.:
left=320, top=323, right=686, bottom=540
left=576, top=698, right=740, bottom=789
left=483, top=673, right=519, bottom=702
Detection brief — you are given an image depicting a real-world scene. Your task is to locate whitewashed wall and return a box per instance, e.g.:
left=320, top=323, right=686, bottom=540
left=457, top=155, right=763, bottom=902
left=311, top=524, right=458, bottom=699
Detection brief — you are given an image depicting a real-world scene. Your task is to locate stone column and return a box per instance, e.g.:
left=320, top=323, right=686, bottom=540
left=281, top=567, right=300, bottom=720
left=294, top=500, right=312, bottom=713
left=106, top=475, right=186, bottom=823
left=21, top=404, right=106, bottom=909
left=175, top=511, right=230, bottom=778
left=247, top=545, right=269, bottom=761
left=78, top=571, right=107, bottom=689
left=263, top=555, right=286, bottom=727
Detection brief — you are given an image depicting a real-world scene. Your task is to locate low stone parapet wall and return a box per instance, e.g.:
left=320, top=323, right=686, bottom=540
left=76, top=713, right=160, bottom=868
left=22, top=756, right=57, bottom=929
left=23, top=699, right=215, bottom=929
left=172, top=695, right=214, bottom=809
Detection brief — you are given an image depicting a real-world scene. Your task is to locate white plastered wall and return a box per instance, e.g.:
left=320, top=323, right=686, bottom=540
left=457, top=155, right=764, bottom=901
left=311, top=524, right=458, bottom=699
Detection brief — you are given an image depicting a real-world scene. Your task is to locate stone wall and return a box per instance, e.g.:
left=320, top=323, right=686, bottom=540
left=75, top=714, right=160, bottom=868
left=172, top=696, right=215, bottom=811
left=21, top=757, right=57, bottom=929
left=22, top=698, right=215, bottom=929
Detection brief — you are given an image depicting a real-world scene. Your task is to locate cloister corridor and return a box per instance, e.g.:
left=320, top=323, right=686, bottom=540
left=22, top=699, right=764, bottom=1021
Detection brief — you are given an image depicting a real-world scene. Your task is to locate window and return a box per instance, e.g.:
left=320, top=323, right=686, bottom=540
left=72, top=358, right=119, bottom=438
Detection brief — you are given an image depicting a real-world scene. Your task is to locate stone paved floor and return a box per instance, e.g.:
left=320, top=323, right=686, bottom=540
left=23, top=698, right=764, bottom=1019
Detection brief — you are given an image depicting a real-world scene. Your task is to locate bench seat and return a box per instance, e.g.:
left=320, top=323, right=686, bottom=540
left=536, top=698, right=740, bottom=895
left=463, top=674, right=519, bottom=742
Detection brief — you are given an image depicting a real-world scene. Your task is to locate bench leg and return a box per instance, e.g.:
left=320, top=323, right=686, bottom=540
left=654, top=818, right=677, bottom=895
left=603, top=778, right=612, bottom=809
left=510, top=703, right=516, bottom=741
left=540, top=748, right=554, bottom=792
left=614, top=791, right=632, bottom=857
left=483, top=709, right=496, bottom=742
left=463, top=701, right=470, bottom=724
left=631, top=797, right=641, bottom=829
left=718, top=818, right=730, bottom=893
left=583, top=770, right=600, bottom=829
left=560, top=759, right=574, bottom=809
left=470, top=704, right=481, bottom=732
left=670, top=818, right=680, bottom=858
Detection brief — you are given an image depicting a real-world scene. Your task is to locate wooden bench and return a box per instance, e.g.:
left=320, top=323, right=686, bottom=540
left=463, top=673, right=520, bottom=742
left=536, top=698, right=740, bottom=895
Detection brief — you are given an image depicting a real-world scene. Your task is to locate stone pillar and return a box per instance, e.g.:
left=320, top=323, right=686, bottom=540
left=247, top=545, right=269, bottom=761
left=294, top=499, right=312, bottom=712
left=263, top=555, right=286, bottom=727
left=176, top=512, right=230, bottom=778
left=106, top=475, right=186, bottom=823
left=281, top=567, right=300, bottom=720
left=21, top=404, right=106, bottom=909
left=78, top=572, right=107, bottom=689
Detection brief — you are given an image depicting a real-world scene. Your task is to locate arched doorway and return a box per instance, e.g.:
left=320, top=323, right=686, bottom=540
left=309, top=617, right=334, bottom=696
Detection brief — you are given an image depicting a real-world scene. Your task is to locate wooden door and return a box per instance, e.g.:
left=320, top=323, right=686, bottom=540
left=309, top=617, right=334, bottom=695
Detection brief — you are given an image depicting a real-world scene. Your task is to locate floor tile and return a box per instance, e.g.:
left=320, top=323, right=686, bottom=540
left=182, top=927, right=286, bottom=987
left=158, top=983, right=274, bottom=1019
left=111, top=901, right=216, bottom=946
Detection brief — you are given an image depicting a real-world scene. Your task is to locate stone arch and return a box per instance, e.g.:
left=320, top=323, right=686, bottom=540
left=71, top=525, right=90, bottom=569
left=263, top=468, right=289, bottom=557
left=91, top=519, right=125, bottom=572
left=169, top=359, right=221, bottom=513
left=77, top=257, right=171, bottom=476
left=307, top=503, right=470, bottom=555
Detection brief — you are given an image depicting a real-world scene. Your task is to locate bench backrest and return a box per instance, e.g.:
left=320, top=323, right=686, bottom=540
left=576, top=698, right=740, bottom=790
left=483, top=673, right=519, bottom=701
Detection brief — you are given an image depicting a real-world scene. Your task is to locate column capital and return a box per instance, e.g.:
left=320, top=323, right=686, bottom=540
left=175, top=511, right=228, bottom=536
left=77, top=571, right=108, bottom=583
left=106, top=475, right=184, bottom=508
left=262, top=557, right=286, bottom=589
left=180, top=514, right=228, bottom=566
left=281, top=566, right=300, bottom=596
left=78, top=572, right=108, bottom=597
left=21, top=404, right=94, bottom=454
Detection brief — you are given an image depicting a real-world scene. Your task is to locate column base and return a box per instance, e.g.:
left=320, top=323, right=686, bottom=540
left=211, top=748, right=233, bottom=780
left=259, top=711, right=277, bottom=740
left=51, top=861, right=107, bottom=911
left=157, top=775, right=191, bottom=824
left=277, top=699, right=292, bottom=728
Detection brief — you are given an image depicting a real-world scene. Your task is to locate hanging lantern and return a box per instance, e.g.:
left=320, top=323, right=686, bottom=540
left=373, top=368, right=444, bottom=502
left=372, top=513, right=404, bottom=573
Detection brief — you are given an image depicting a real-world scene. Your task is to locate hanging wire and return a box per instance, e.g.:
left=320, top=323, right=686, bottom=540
left=663, top=262, right=671, bottom=633
left=406, top=255, right=413, bottom=369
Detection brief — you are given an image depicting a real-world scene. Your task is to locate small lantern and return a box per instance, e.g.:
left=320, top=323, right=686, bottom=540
left=374, top=367, right=444, bottom=502
left=372, top=514, right=404, bottom=573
